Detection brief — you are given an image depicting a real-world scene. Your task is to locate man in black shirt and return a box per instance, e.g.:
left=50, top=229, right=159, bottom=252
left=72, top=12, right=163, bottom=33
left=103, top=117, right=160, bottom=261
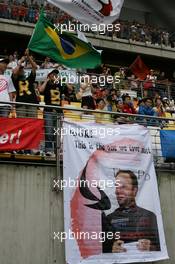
left=39, top=69, right=63, bottom=156
left=103, top=170, right=160, bottom=253
left=12, top=49, right=38, bottom=117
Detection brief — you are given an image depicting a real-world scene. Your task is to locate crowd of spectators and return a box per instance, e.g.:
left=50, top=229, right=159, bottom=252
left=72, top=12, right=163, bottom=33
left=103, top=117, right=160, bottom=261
left=1, top=0, right=175, bottom=48
left=1, top=50, right=175, bottom=156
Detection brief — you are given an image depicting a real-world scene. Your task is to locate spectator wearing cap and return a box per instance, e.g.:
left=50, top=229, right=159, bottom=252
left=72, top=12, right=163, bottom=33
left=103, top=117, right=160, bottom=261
left=38, top=69, right=64, bottom=157
left=0, top=57, right=16, bottom=117
left=12, top=49, right=38, bottom=118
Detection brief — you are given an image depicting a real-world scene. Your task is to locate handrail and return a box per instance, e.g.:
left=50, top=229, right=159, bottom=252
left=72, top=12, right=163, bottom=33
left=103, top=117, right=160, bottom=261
left=1, top=101, right=175, bottom=122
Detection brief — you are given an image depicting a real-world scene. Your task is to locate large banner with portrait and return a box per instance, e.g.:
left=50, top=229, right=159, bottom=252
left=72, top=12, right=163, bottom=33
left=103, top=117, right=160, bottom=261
left=63, top=121, right=168, bottom=264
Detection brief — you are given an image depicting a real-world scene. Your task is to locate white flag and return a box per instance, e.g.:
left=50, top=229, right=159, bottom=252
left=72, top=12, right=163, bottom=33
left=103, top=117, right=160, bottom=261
left=77, top=30, right=103, bottom=54
left=47, top=0, right=124, bottom=26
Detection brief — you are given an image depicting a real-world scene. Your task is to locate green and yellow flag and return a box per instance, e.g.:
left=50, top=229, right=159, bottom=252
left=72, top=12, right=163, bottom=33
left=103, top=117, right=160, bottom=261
left=28, top=11, right=102, bottom=69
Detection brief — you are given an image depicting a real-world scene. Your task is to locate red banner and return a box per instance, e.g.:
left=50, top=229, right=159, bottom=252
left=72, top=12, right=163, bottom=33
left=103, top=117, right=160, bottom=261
left=0, top=118, right=44, bottom=151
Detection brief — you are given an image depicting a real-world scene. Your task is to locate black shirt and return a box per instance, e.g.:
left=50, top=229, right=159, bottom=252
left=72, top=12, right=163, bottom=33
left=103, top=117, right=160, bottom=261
left=12, top=71, right=38, bottom=104
left=43, top=80, right=64, bottom=111
left=103, top=205, right=160, bottom=252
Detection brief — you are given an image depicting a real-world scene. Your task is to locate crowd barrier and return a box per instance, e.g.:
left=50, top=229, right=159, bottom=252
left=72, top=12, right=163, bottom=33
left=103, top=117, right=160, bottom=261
left=0, top=102, right=175, bottom=168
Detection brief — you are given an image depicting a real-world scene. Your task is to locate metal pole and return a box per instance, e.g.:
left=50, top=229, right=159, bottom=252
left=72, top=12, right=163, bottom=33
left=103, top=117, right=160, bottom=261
left=53, top=112, right=62, bottom=192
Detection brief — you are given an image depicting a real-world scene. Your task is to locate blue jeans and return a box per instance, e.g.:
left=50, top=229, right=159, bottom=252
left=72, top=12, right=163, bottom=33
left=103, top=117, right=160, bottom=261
left=0, top=106, right=11, bottom=117
left=44, top=111, right=57, bottom=153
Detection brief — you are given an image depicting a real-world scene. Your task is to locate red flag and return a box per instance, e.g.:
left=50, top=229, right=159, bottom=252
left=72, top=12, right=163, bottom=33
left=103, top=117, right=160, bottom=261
left=0, top=118, right=44, bottom=151
left=129, top=56, right=149, bottom=80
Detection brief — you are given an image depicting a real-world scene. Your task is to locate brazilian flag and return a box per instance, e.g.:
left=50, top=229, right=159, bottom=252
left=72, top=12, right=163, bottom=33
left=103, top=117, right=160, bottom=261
left=28, top=11, right=102, bottom=69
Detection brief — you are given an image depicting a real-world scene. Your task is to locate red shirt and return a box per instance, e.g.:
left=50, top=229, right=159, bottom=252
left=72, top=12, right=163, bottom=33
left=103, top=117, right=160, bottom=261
left=122, top=104, right=136, bottom=114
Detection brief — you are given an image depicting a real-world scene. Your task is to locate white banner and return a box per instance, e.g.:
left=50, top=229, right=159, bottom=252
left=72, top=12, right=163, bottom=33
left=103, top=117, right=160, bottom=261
left=63, top=122, right=168, bottom=264
left=47, top=0, right=124, bottom=26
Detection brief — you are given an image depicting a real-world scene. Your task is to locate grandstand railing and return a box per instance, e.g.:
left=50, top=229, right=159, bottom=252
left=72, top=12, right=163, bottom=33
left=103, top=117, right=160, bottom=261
left=0, top=101, right=175, bottom=171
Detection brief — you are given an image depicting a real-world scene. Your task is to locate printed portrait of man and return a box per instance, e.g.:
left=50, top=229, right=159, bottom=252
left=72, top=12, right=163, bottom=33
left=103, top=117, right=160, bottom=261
left=102, top=170, right=160, bottom=253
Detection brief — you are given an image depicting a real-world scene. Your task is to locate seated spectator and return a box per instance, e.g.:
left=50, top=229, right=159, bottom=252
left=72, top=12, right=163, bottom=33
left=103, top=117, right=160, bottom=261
left=162, top=97, right=173, bottom=112
left=114, top=99, right=123, bottom=113
left=122, top=94, right=136, bottom=114
left=95, top=98, right=111, bottom=123
left=153, top=98, right=166, bottom=117
left=106, top=95, right=113, bottom=111
left=96, top=98, right=106, bottom=111
left=138, top=98, right=156, bottom=116
left=136, top=98, right=144, bottom=113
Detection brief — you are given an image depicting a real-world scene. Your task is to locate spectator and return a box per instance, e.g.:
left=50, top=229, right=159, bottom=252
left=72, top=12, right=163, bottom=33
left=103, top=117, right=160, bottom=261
left=12, top=49, right=38, bottom=117
left=122, top=94, right=136, bottom=114
left=80, top=75, right=95, bottom=109
left=95, top=98, right=111, bottom=123
left=127, top=74, right=139, bottom=90
left=41, top=57, right=55, bottom=69
left=115, top=99, right=123, bottom=113
left=138, top=98, right=156, bottom=116
left=156, top=71, right=167, bottom=98
left=7, top=55, right=17, bottom=69
left=64, top=83, right=77, bottom=103
left=24, top=55, right=40, bottom=69
left=0, top=57, right=16, bottom=117
left=106, top=95, right=113, bottom=111
left=96, top=98, right=106, bottom=111
left=144, top=69, right=157, bottom=97
left=38, top=69, right=64, bottom=156
left=153, top=98, right=166, bottom=117
left=18, top=2, right=27, bottom=21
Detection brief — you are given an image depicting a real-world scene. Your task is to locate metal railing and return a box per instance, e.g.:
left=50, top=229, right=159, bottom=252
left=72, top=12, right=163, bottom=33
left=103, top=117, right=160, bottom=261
left=0, top=101, right=175, bottom=169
